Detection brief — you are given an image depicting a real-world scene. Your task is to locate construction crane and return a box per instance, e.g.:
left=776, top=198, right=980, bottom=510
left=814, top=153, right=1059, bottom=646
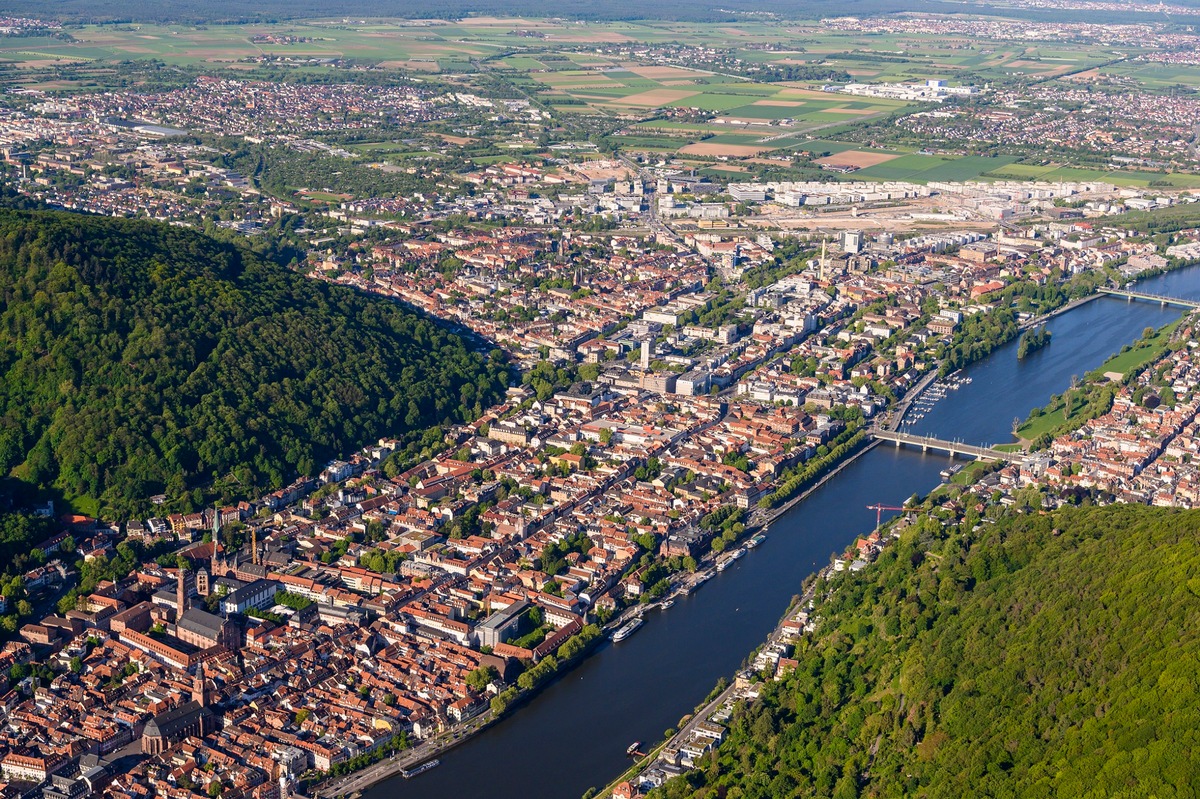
left=866, top=503, right=917, bottom=531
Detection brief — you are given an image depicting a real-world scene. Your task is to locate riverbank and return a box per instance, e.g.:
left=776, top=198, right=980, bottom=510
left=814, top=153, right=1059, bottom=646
left=1018, top=293, right=1099, bottom=331
left=596, top=556, right=840, bottom=799
left=1014, top=314, right=1190, bottom=446
left=755, top=438, right=881, bottom=532
left=315, top=626, right=607, bottom=798
left=314, top=711, right=496, bottom=798
left=339, top=271, right=1200, bottom=799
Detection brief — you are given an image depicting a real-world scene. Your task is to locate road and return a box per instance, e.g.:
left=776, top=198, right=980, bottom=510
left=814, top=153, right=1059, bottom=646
left=617, top=155, right=684, bottom=247
left=316, top=712, right=494, bottom=798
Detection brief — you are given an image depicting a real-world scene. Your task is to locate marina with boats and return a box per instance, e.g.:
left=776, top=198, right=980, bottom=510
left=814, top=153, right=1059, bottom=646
left=900, top=371, right=972, bottom=426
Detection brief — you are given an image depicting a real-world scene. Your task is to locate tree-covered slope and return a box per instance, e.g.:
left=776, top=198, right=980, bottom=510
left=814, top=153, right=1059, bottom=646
left=655, top=504, right=1200, bottom=799
left=0, top=208, right=509, bottom=515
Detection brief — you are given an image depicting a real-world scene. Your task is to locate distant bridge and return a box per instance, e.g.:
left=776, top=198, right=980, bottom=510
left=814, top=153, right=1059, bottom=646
left=871, top=430, right=1025, bottom=462
left=1097, top=287, right=1200, bottom=309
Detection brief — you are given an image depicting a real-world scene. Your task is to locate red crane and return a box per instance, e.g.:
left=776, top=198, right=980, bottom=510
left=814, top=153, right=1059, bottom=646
left=866, top=503, right=917, bottom=530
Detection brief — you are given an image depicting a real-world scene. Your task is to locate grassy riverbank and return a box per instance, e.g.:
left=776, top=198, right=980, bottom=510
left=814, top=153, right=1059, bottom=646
left=1017, top=317, right=1185, bottom=446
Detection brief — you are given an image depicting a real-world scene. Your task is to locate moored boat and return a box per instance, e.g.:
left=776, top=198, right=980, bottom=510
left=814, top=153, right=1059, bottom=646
left=401, top=760, right=440, bottom=779
left=612, top=618, right=644, bottom=642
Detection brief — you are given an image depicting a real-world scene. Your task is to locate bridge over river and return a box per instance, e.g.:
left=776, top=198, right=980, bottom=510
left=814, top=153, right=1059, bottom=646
left=1097, top=287, right=1200, bottom=309
left=871, top=429, right=1025, bottom=462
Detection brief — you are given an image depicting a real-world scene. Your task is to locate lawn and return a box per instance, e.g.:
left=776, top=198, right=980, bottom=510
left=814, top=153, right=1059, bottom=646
left=1097, top=318, right=1183, bottom=377
left=1017, top=317, right=1183, bottom=441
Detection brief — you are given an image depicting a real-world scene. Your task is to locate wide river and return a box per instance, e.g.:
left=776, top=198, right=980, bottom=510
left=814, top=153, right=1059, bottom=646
left=371, top=265, right=1200, bottom=799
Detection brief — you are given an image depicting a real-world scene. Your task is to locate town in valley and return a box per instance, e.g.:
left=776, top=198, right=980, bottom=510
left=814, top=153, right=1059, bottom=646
left=0, top=3, right=1199, bottom=799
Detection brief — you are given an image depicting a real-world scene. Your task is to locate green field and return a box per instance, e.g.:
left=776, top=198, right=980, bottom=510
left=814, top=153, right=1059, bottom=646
left=856, top=154, right=1020, bottom=183
left=1101, top=61, right=1200, bottom=89
left=1017, top=317, right=1183, bottom=442
left=989, top=162, right=1200, bottom=189
left=722, top=103, right=806, bottom=120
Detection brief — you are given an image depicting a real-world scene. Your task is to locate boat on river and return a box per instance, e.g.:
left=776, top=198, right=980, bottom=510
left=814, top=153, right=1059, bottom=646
left=401, top=760, right=440, bottom=779
left=747, top=534, right=766, bottom=548
left=612, top=618, right=644, bottom=642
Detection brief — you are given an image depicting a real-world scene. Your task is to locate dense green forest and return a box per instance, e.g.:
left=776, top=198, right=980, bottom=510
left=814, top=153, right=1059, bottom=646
left=653, top=503, right=1200, bottom=798
left=0, top=209, right=510, bottom=516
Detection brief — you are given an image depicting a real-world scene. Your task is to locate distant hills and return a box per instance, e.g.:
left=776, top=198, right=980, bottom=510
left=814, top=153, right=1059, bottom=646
left=0, top=208, right=509, bottom=516
left=3, top=0, right=1190, bottom=25
left=652, top=503, right=1200, bottom=798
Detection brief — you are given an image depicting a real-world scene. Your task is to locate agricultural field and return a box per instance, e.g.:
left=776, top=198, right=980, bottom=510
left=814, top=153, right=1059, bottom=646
left=853, top=154, right=1021, bottom=182
left=0, top=17, right=1163, bottom=83
left=1097, top=61, right=1200, bottom=90
left=986, top=163, right=1200, bottom=189
left=533, top=68, right=910, bottom=128
left=0, top=21, right=511, bottom=68
left=4, top=16, right=1198, bottom=191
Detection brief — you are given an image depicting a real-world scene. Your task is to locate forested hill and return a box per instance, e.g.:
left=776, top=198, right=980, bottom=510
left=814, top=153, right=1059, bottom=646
left=654, top=503, right=1200, bottom=799
left=0, top=208, right=509, bottom=516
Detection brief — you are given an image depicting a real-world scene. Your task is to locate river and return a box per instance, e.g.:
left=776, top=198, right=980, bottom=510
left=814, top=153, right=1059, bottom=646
left=369, top=265, right=1200, bottom=799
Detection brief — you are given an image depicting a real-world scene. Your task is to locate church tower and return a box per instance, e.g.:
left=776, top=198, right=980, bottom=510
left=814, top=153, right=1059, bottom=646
left=192, top=672, right=208, bottom=707
left=176, top=567, right=189, bottom=619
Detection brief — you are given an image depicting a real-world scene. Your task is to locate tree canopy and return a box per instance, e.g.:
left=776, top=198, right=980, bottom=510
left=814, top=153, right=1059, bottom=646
left=653, top=503, right=1200, bottom=799
left=0, top=209, right=510, bottom=516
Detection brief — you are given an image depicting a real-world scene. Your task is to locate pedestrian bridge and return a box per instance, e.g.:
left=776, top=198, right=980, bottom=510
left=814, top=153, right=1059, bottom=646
left=1097, top=287, right=1200, bottom=309
left=871, top=430, right=1025, bottom=462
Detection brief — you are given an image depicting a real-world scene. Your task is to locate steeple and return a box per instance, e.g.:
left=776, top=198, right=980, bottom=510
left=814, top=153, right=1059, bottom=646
left=192, top=663, right=209, bottom=707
